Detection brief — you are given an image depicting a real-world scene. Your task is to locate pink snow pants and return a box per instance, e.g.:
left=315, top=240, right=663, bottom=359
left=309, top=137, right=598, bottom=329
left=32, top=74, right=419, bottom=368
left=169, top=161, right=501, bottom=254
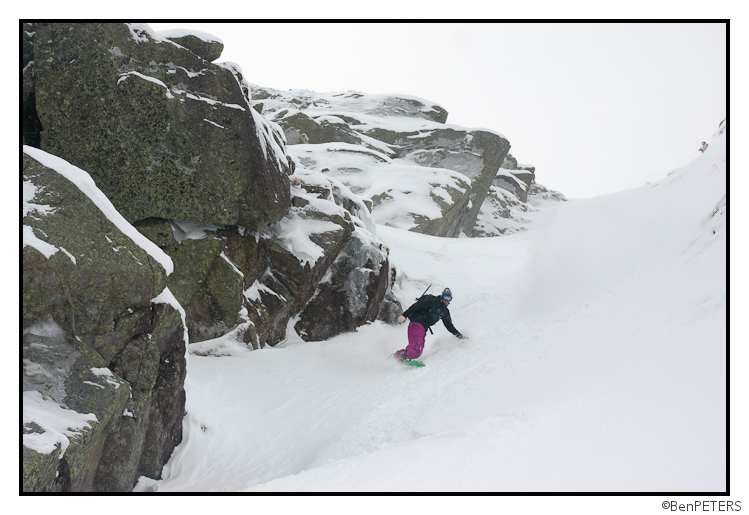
left=399, top=322, right=427, bottom=360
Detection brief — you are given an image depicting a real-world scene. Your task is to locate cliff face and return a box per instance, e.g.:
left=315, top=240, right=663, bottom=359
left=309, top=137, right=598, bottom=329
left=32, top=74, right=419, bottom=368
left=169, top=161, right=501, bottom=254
left=22, top=22, right=558, bottom=492
left=251, top=86, right=513, bottom=238
left=251, top=86, right=564, bottom=239
left=23, top=148, right=185, bottom=492
left=31, top=23, right=291, bottom=230
left=22, top=23, right=402, bottom=491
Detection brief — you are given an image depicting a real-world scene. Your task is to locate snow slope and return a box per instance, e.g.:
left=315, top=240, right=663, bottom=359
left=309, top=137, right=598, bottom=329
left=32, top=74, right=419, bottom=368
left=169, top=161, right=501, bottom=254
left=136, top=123, right=726, bottom=493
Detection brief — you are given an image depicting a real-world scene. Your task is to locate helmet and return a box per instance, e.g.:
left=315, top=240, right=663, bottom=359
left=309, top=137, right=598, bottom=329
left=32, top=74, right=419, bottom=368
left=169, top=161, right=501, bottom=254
left=441, top=288, right=452, bottom=301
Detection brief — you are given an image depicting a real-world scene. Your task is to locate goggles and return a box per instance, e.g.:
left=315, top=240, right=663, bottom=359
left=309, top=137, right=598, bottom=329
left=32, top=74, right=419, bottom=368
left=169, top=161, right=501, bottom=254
left=443, top=295, right=452, bottom=301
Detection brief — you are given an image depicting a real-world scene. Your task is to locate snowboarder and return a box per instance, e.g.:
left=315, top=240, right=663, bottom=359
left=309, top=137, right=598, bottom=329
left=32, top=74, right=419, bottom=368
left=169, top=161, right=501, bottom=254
left=395, top=287, right=467, bottom=363
left=699, top=142, right=709, bottom=153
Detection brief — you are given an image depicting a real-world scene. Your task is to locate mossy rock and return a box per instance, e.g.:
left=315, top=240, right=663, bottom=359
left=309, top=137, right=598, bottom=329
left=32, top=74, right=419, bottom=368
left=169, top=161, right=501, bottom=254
left=23, top=152, right=186, bottom=491
left=160, top=32, right=224, bottom=61
left=136, top=219, right=265, bottom=343
left=33, top=23, right=290, bottom=230
left=23, top=323, right=132, bottom=492
left=23, top=153, right=167, bottom=348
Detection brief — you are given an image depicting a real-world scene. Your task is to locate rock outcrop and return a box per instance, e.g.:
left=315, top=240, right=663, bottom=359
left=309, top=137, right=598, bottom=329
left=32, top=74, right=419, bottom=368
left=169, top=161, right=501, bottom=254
left=250, top=86, right=511, bottom=238
left=158, top=29, right=225, bottom=62
left=295, top=226, right=393, bottom=341
left=31, top=23, right=291, bottom=231
left=23, top=148, right=186, bottom=492
left=494, top=153, right=536, bottom=202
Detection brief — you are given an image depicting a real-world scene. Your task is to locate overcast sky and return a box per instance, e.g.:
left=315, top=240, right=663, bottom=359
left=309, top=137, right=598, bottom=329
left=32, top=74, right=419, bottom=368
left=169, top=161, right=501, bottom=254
left=148, top=22, right=726, bottom=199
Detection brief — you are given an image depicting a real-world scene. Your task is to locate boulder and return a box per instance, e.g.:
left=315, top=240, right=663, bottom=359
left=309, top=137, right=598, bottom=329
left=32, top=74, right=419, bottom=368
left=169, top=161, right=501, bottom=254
left=23, top=148, right=186, bottom=491
left=31, top=23, right=290, bottom=230
left=401, top=128, right=510, bottom=237
left=295, top=227, right=392, bottom=341
left=471, top=185, right=530, bottom=238
left=157, top=29, right=224, bottom=62
left=249, top=200, right=355, bottom=345
left=493, top=173, right=530, bottom=203
left=132, top=171, right=393, bottom=348
left=134, top=219, right=254, bottom=343
left=23, top=318, right=130, bottom=492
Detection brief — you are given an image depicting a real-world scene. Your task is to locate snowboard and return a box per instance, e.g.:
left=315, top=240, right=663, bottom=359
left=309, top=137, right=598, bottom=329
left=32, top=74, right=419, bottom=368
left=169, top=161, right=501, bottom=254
left=394, top=351, right=424, bottom=367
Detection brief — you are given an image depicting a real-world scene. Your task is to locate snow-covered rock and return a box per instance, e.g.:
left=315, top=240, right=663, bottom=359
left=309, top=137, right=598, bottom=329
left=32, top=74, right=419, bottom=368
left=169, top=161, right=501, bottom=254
left=22, top=148, right=186, bottom=492
left=157, top=28, right=224, bottom=61
left=295, top=225, right=396, bottom=341
left=252, top=85, right=514, bottom=238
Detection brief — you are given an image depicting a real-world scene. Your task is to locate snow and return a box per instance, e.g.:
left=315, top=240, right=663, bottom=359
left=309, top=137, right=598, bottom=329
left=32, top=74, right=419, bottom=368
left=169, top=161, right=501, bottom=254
left=23, top=146, right=174, bottom=275
left=23, top=225, right=59, bottom=259
left=203, top=118, right=226, bottom=129
left=260, top=210, right=344, bottom=268
left=151, top=288, right=189, bottom=363
left=244, top=279, right=287, bottom=304
left=188, top=308, right=256, bottom=357
left=288, top=143, right=470, bottom=231
left=23, top=391, right=98, bottom=458
left=117, top=71, right=174, bottom=99
left=23, top=179, right=59, bottom=258
left=171, top=87, right=245, bottom=111
left=169, top=220, right=223, bottom=243
left=91, top=367, right=125, bottom=389
left=250, top=106, right=291, bottom=175
left=155, top=28, right=223, bottom=44
left=219, top=252, right=244, bottom=277
left=253, top=85, right=521, bottom=238
left=135, top=121, right=726, bottom=493
left=254, top=86, right=508, bottom=139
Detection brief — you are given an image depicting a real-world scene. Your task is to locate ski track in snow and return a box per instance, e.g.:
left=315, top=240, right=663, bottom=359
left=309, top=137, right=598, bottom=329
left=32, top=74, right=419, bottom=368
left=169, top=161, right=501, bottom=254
left=138, top=128, right=726, bottom=493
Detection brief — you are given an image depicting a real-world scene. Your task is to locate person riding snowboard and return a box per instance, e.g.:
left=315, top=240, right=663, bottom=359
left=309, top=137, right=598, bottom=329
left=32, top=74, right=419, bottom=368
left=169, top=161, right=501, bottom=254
left=395, top=287, right=466, bottom=362
left=699, top=141, right=709, bottom=153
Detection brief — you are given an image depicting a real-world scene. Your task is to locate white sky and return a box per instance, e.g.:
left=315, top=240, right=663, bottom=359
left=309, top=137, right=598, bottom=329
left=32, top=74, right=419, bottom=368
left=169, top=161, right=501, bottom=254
left=150, top=22, right=726, bottom=199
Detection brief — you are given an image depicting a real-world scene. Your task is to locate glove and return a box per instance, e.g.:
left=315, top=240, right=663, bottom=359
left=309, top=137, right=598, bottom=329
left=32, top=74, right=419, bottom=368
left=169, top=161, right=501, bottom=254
left=457, top=333, right=468, bottom=340
left=397, top=315, right=406, bottom=324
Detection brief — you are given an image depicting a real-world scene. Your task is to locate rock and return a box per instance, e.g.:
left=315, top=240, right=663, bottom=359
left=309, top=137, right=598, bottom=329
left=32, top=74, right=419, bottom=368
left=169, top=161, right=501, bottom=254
left=403, top=128, right=510, bottom=237
left=132, top=192, right=369, bottom=347
left=295, top=227, right=391, bottom=341
left=493, top=173, right=530, bottom=203
left=22, top=149, right=186, bottom=491
left=249, top=201, right=355, bottom=345
left=528, top=183, right=567, bottom=202
left=276, top=111, right=362, bottom=145
left=32, top=23, right=290, bottom=230
left=471, top=185, right=530, bottom=238
left=252, top=87, right=448, bottom=125
left=253, top=85, right=511, bottom=237
left=134, top=219, right=267, bottom=345
left=157, top=29, right=224, bottom=61
left=23, top=318, right=130, bottom=492
left=22, top=23, right=41, bottom=147
left=180, top=227, right=259, bottom=343
left=495, top=153, right=537, bottom=202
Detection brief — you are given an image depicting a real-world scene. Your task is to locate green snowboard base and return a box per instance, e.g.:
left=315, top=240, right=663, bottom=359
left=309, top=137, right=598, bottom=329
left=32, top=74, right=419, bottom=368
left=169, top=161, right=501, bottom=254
left=402, top=360, right=425, bottom=367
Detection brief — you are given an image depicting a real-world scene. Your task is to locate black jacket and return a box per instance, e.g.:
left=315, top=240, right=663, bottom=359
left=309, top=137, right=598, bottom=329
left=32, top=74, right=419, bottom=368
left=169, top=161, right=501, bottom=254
left=403, top=294, right=462, bottom=337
